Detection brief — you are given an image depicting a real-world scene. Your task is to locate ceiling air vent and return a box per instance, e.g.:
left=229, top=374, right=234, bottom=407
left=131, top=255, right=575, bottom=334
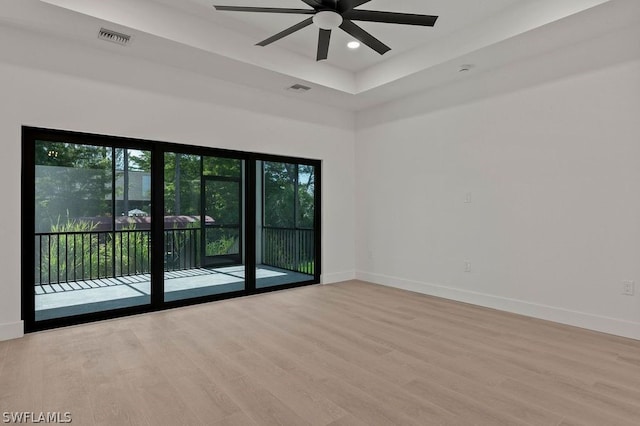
left=98, top=28, right=131, bottom=46
left=287, top=84, right=311, bottom=93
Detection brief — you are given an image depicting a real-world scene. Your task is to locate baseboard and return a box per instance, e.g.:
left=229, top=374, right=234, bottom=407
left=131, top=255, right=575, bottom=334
left=356, top=271, right=640, bottom=341
left=0, top=321, right=24, bottom=341
left=321, top=271, right=356, bottom=285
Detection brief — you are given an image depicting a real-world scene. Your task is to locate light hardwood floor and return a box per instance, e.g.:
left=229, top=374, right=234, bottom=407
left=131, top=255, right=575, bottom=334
left=1, top=280, right=640, bottom=425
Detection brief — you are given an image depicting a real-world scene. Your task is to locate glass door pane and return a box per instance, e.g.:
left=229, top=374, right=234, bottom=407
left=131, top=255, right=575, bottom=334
left=34, top=142, right=152, bottom=321
left=204, top=179, right=241, bottom=264
left=163, top=153, right=245, bottom=302
left=256, top=161, right=316, bottom=289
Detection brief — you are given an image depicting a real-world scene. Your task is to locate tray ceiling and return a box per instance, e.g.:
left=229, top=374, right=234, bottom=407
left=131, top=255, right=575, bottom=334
left=1, top=0, right=637, bottom=111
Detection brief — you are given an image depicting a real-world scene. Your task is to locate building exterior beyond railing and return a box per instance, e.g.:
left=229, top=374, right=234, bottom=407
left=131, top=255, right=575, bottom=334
left=35, top=227, right=314, bottom=285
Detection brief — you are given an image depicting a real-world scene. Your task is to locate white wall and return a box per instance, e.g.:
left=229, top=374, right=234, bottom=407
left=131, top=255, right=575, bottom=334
left=0, top=32, right=356, bottom=340
left=356, top=58, right=640, bottom=340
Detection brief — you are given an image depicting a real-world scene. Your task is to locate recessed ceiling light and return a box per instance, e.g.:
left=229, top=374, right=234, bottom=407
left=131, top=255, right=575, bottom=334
left=347, top=41, right=361, bottom=49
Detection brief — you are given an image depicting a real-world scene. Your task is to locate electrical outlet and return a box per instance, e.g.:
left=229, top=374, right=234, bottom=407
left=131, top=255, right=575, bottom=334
left=464, top=261, right=471, bottom=272
left=622, top=280, right=635, bottom=296
left=464, top=192, right=472, bottom=204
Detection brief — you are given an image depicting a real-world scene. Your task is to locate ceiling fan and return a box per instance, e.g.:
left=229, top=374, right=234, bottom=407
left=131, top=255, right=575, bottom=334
left=213, top=0, right=438, bottom=61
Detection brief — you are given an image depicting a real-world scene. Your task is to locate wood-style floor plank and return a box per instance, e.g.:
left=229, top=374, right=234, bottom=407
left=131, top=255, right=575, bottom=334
left=0, top=339, right=8, bottom=374
left=212, top=411, right=259, bottom=426
left=1, top=280, right=640, bottom=425
left=0, top=336, right=44, bottom=414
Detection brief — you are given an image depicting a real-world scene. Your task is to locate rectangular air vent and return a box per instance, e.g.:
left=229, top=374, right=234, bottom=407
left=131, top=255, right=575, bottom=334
left=287, top=84, right=311, bottom=93
left=98, top=28, right=131, bottom=46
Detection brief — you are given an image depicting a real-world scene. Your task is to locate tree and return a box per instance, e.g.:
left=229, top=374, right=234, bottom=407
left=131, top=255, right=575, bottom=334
left=35, top=141, right=112, bottom=232
left=264, top=162, right=315, bottom=229
left=163, top=153, right=201, bottom=216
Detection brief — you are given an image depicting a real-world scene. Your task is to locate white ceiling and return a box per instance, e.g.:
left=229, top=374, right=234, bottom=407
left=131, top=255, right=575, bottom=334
left=175, top=0, right=523, bottom=72
left=1, top=0, right=639, bottom=111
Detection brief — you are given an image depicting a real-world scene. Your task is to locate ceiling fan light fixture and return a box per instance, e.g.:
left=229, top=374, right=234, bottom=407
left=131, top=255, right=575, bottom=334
left=347, top=41, right=361, bottom=49
left=214, top=2, right=439, bottom=61
left=312, top=11, right=343, bottom=30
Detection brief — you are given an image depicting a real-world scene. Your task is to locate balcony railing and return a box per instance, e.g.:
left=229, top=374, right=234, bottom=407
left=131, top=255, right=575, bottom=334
left=35, top=230, right=152, bottom=285
left=35, top=226, right=314, bottom=286
left=262, top=227, right=315, bottom=275
left=164, top=228, right=201, bottom=271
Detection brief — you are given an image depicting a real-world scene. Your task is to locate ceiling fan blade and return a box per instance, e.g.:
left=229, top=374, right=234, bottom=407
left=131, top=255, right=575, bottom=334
left=317, top=29, right=331, bottom=61
left=256, top=17, right=314, bottom=47
left=339, top=19, right=390, bottom=55
left=214, top=6, right=315, bottom=15
left=302, top=0, right=343, bottom=9
left=344, top=10, right=438, bottom=26
left=338, top=0, right=372, bottom=13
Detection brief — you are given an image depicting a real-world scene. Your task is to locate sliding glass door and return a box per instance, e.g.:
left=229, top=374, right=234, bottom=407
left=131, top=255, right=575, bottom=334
left=33, top=140, right=152, bottom=321
left=22, top=127, right=321, bottom=332
left=163, top=152, right=246, bottom=302
left=256, top=161, right=317, bottom=289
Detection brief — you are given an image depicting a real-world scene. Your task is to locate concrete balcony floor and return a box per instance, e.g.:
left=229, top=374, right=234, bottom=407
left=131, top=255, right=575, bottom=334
left=35, top=265, right=313, bottom=321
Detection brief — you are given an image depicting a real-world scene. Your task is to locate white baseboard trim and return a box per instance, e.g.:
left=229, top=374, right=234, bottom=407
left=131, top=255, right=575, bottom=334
left=322, top=271, right=356, bottom=285
left=356, top=271, right=640, bottom=341
left=0, top=321, right=24, bottom=341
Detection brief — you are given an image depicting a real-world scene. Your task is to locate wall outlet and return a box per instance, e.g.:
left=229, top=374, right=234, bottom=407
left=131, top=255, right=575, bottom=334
left=464, top=192, right=472, bottom=204
left=464, top=261, right=471, bottom=272
left=622, top=280, right=635, bottom=296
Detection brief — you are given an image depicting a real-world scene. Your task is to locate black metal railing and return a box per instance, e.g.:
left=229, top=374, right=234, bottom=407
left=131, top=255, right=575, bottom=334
left=35, top=226, right=314, bottom=285
left=35, top=230, right=152, bottom=285
left=164, top=228, right=201, bottom=271
left=35, top=228, right=200, bottom=285
left=262, top=227, right=315, bottom=275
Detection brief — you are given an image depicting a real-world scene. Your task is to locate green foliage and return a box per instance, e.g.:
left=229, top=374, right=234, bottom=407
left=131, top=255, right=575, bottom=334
left=203, top=156, right=241, bottom=177
left=50, top=217, right=99, bottom=234
left=35, top=142, right=113, bottom=232
left=161, top=153, right=242, bottom=227
left=162, top=153, right=242, bottom=260
left=163, top=153, right=201, bottom=216
left=297, top=164, right=315, bottom=229
left=35, top=141, right=111, bottom=169
left=206, top=234, right=238, bottom=256
left=263, top=162, right=315, bottom=229
left=115, top=225, right=151, bottom=276
left=205, top=180, right=240, bottom=226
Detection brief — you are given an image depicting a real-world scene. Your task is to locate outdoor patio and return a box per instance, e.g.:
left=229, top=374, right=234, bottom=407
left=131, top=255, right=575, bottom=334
left=35, top=265, right=313, bottom=320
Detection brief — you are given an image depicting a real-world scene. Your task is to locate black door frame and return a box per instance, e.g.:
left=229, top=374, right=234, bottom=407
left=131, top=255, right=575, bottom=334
left=201, top=175, right=243, bottom=267
left=21, top=126, right=321, bottom=333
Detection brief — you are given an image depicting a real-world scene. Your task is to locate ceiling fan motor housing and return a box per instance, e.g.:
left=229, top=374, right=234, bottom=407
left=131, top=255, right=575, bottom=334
left=313, top=11, right=343, bottom=30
